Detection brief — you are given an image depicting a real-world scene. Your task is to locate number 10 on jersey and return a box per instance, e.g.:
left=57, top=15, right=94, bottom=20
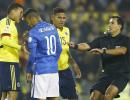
left=45, top=35, right=56, bottom=55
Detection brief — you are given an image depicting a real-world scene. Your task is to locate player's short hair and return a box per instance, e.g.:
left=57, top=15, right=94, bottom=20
left=110, top=16, right=124, bottom=31
left=53, top=7, right=66, bottom=15
left=7, top=3, right=23, bottom=14
left=23, top=8, right=40, bottom=18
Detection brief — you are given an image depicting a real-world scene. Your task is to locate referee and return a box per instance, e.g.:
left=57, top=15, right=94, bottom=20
left=70, top=16, right=130, bottom=100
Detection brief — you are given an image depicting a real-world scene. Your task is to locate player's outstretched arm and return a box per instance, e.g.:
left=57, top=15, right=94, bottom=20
left=68, top=52, right=81, bottom=78
left=69, top=42, right=90, bottom=51
left=90, top=47, right=127, bottom=56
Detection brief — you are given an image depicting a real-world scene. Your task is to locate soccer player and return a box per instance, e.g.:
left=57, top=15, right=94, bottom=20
left=0, top=3, right=23, bottom=100
left=51, top=7, right=81, bottom=100
left=24, top=9, right=62, bottom=100
left=70, top=16, right=130, bottom=100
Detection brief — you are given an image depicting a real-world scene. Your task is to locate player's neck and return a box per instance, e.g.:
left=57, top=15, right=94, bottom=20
left=58, top=27, right=63, bottom=31
left=7, top=14, right=15, bottom=22
left=33, top=19, right=42, bottom=27
left=111, top=30, right=120, bottom=37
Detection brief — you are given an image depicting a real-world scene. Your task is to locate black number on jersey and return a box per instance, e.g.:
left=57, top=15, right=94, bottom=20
left=60, top=37, right=67, bottom=45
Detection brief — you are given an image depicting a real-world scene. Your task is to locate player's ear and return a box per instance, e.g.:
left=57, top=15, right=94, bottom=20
left=119, top=24, right=121, bottom=30
left=50, top=15, right=54, bottom=24
left=30, top=17, right=36, bottom=22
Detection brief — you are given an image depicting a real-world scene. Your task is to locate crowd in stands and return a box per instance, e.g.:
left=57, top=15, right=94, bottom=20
left=0, top=0, right=130, bottom=99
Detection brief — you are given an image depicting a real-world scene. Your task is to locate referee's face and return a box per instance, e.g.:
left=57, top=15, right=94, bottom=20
left=52, top=13, right=66, bottom=29
left=108, top=18, right=121, bottom=35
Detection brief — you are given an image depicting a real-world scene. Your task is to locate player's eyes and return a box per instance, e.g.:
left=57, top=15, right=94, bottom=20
left=57, top=17, right=66, bottom=19
left=112, top=22, right=114, bottom=24
left=57, top=17, right=62, bottom=19
left=109, top=22, right=114, bottom=25
left=62, top=17, right=66, bottom=19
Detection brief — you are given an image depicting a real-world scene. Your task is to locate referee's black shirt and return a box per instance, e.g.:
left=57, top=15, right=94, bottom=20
left=89, top=33, right=130, bottom=74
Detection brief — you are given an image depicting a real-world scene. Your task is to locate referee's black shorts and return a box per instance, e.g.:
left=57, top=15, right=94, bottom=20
left=90, top=72, right=129, bottom=97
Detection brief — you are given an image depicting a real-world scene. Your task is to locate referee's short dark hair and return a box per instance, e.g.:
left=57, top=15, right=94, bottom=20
left=53, top=7, right=66, bottom=15
left=7, top=3, right=23, bottom=14
left=110, top=16, right=124, bottom=31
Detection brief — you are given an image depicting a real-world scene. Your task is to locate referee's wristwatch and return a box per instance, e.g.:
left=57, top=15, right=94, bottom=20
left=102, top=48, right=107, bottom=54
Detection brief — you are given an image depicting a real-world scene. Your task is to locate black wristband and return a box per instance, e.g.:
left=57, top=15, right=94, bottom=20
left=74, top=44, right=78, bottom=49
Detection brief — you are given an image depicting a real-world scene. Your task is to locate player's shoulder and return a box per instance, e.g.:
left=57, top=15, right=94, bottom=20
left=43, top=21, right=53, bottom=26
left=94, top=35, right=105, bottom=41
left=37, top=21, right=55, bottom=28
left=0, top=17, right=14, bottom=26
left=120, top=34, right=130, bottom=41
left=0, top=17, right=13, bottom=33
left=0, top=17, right=7, bottom=24
left=36, top=21, right=55, bottom=30
left=63, top=26, right=70, bottom=31
left=0, top=17, right=6, bottom=21
left=62, top=27, right=70, bottom=35
left=120, top=34, right=129, bottom=38
left=99, top=35, right=112, bottom=40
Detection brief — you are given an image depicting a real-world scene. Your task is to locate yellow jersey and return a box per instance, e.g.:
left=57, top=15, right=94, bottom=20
left=0, top=17, right=21, bottom=62
left=58, top=27, right=70, bottom=70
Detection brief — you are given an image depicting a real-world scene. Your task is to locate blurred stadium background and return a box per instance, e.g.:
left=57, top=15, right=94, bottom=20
left=0, top=0, right=130, bottom=100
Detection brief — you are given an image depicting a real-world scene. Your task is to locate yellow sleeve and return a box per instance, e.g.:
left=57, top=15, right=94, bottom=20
left=1, top=35, right=21, bottom=50
left=0, top=22, right=2, bottom=46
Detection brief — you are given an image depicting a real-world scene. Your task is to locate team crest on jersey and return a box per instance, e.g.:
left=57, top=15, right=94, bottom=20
left=3, top=25, right=10, bottom=33
left=65, top=32, right=68, bottom=35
